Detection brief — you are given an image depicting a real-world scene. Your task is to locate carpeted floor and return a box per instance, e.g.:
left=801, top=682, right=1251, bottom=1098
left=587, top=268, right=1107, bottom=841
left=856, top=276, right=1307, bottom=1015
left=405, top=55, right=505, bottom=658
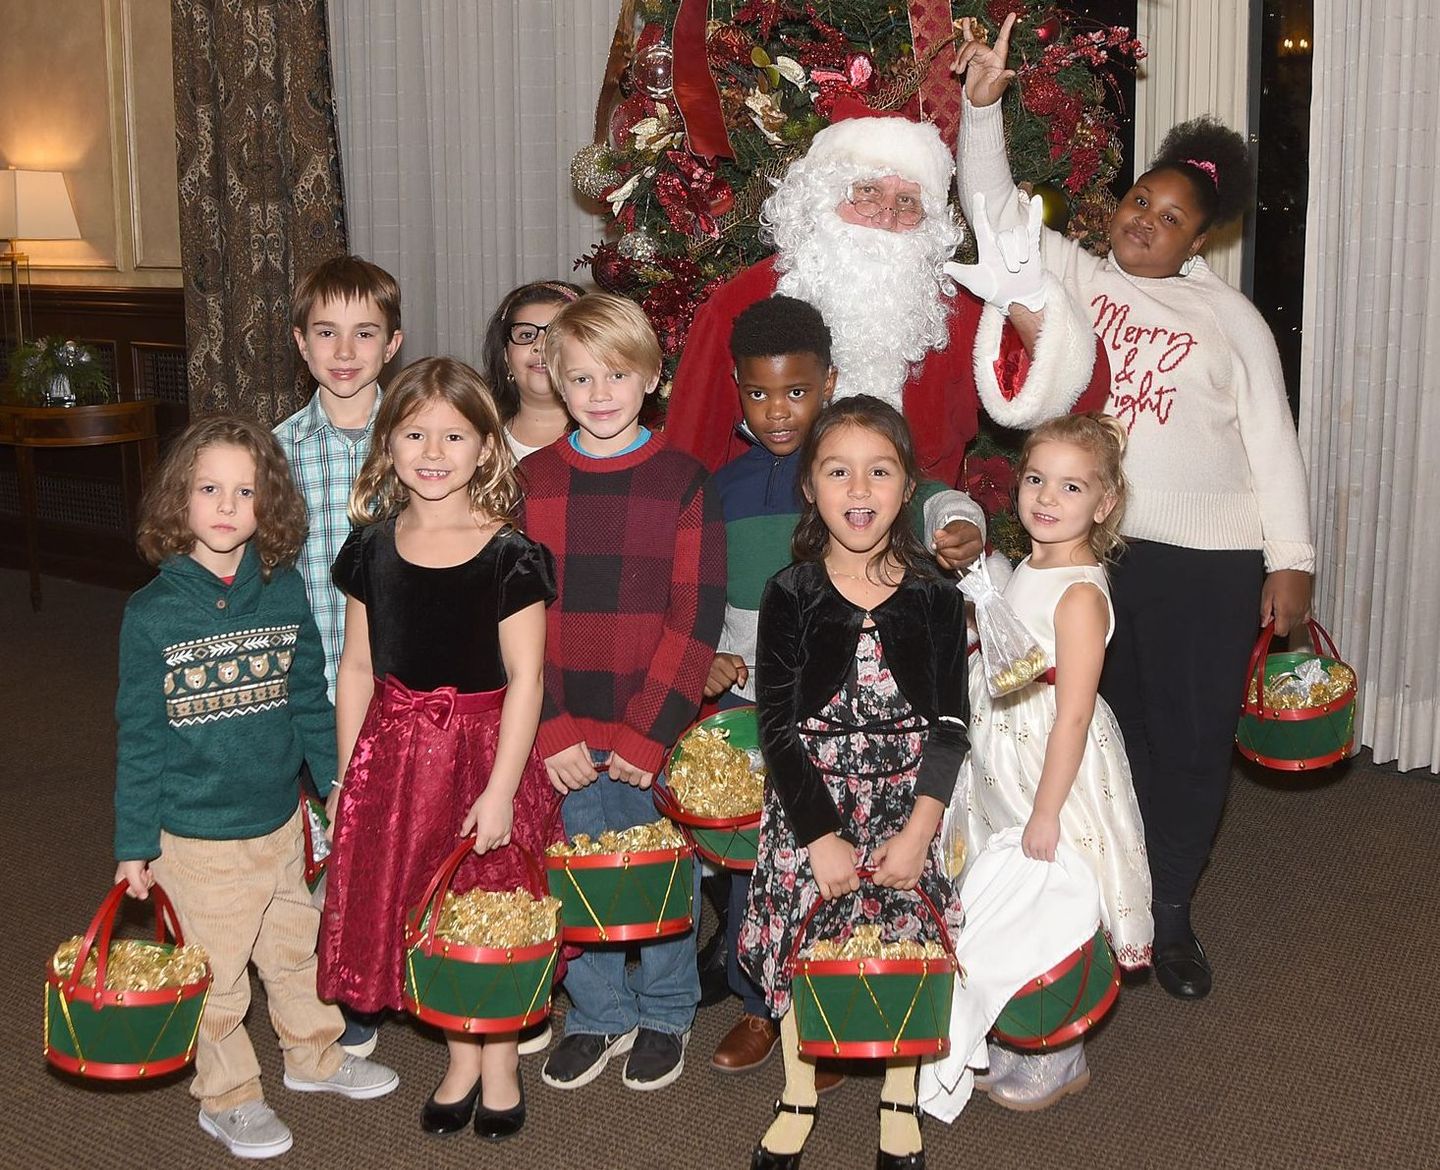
left=3, top=567, right=1438, bottom=1169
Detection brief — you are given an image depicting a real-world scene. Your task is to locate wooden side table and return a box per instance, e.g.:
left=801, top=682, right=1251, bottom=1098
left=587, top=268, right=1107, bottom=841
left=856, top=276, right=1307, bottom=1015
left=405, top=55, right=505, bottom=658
left=0, top=401, right=158, bottom=609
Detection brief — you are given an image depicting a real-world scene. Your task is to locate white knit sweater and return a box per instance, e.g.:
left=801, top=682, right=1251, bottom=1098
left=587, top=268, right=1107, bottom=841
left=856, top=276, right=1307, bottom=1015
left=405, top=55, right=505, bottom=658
left=958, top=98, right=1314, bottom=573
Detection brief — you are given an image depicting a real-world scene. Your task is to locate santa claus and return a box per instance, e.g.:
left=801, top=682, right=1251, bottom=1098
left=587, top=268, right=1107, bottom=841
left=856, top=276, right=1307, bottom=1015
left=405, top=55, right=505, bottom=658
left=666, top=101, right=1109, bottom=487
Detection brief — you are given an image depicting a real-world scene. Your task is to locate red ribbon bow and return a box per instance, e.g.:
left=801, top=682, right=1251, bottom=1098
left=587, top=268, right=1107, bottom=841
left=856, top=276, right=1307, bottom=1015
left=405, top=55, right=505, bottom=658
left=382, top=677, right=459, bottom=731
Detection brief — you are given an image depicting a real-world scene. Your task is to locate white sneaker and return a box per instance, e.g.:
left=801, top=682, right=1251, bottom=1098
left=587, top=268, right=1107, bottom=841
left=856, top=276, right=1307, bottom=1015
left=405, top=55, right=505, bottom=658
left=198, top=1101, right=293, bottom=1160
left=987, top=1044, right=1090, bottom=1112
left=283, top=1054, right=399, bottom=1099
left=972, top=1041, right=1022, bottom=1092
left=517, top=1020, right=553, bottom=1056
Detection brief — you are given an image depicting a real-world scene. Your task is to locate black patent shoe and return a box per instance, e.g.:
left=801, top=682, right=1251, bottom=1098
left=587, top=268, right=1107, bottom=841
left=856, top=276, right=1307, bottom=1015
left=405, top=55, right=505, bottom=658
left=474, top=1073, right=526, bottom=1141
left=876, top=1098, right=925, bottom=1170
left=751, top=1098, right=817, bottom=1169
left=1153, top=933, right=1213, bottom=999
left=420, top=1078, right=481, bottom=1135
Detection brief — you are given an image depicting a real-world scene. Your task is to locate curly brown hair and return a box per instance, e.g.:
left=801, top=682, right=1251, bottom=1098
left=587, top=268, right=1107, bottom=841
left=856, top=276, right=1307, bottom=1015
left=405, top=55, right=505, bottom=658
left=1018, top=412, right=1130, bottom=564
left=136, top=415, right=307, bottom=579
left=349, top=356, right=520, bottom=527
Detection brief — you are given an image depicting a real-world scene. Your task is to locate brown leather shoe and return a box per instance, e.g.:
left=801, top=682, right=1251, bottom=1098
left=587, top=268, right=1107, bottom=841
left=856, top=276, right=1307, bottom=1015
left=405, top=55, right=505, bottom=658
left=712, top=1014, right=779, bottom=1072
left=814, top=1064, right=845, bottom=1094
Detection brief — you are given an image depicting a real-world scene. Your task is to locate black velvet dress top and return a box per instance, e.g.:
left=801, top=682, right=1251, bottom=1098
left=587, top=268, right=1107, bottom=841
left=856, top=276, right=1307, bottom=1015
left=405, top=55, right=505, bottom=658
left=331, top=517, right=557, bottom=694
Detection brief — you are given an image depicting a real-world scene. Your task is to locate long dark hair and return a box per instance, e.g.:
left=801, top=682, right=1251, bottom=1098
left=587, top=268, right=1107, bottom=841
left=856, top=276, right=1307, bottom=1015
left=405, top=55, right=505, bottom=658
left=480, top=280, right=584, bottom=422
left=791, top=395, right=937, bottom=580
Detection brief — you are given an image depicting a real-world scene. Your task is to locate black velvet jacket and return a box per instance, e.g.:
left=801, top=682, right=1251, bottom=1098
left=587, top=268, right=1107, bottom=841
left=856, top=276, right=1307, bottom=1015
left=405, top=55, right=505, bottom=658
left=756, top=559, right=971, bottom=846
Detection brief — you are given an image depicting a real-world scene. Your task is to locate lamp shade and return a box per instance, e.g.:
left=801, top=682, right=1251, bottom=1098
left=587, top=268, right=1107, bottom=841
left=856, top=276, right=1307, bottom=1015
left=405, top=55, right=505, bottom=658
left=0, top=169, right=81, bottom=241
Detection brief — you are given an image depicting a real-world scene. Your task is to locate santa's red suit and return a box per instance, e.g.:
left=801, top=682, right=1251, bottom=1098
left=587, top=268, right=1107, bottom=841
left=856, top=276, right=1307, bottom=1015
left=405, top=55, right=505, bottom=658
left=667, top=256, right=1110, bottom=483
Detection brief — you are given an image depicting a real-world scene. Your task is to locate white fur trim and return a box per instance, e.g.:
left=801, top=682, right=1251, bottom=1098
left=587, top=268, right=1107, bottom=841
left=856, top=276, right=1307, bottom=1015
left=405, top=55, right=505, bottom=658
left=972, top=273, right=1096, bottom=428
left=804, top=116, right=954, bottom=203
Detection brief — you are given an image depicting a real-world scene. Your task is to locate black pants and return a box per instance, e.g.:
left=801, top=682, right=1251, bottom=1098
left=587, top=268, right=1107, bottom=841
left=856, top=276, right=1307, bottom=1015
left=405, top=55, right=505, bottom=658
left=1099, top=540, right=1264, bottom=908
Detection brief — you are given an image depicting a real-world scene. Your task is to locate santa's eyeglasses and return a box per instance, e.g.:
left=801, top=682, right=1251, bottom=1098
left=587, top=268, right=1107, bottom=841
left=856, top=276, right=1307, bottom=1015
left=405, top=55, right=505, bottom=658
left=845, top=184, right=926, bottom=227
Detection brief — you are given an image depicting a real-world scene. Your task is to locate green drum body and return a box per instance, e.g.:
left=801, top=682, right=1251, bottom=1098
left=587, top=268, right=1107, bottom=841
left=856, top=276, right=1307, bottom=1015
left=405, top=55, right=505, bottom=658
left=792, top=955, right=956, bottom=1059
left=991, top=929, right=1119, bottom=1050
left=1236, top=621, right=1356, bottom=772
left=659, top=707, right=762, bottom=871
left=546, top=847, right=694, bottom=943
left=44, top=883, right=211, bottom=1080
left=402, top=839, right=558, bottom=1033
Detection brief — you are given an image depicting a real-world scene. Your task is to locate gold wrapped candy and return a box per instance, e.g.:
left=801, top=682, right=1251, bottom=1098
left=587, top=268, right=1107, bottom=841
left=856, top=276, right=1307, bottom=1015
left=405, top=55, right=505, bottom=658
left=1248, top=661, right=1356, bottom=711
left=801, top=924, right=947, bottom=962
left=989, top=645, right=1049, bottom=695
left=547, top=817, right=688, bottom=857
left=669, top=728, right=764, bottom=818
left=431, top=889, right=560, bottom=948
left=51, top=937, right=209, bottom=991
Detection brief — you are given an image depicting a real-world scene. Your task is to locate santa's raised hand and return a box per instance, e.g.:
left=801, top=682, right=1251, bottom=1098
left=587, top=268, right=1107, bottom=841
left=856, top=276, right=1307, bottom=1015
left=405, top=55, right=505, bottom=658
left=944, top=191, right=1048, bottom=316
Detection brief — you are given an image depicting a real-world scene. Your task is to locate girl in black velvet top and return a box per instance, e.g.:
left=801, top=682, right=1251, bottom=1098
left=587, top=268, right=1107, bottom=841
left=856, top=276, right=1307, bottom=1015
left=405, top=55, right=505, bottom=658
left=316, top=357, right=560, bottom=1141
left=739, top=396, right=969, bottom=1170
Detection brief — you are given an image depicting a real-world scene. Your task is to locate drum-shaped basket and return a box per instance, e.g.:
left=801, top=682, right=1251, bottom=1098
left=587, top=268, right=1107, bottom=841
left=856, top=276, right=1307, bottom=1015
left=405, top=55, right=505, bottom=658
left=1236, top=619, right=1356, bottom=772
left=990, top=928, right=1119, bottom=1050
left=301, top=796, right=329, bottom=892
left=403, top=839, right=559, bottom=1034
left=546, top=840, right=694, bottom=944
left=44, top=881, right=211, bottom=1080
left=788, top=872, right=958, bottom=1059
left=656, top=706, right=762, bottom=872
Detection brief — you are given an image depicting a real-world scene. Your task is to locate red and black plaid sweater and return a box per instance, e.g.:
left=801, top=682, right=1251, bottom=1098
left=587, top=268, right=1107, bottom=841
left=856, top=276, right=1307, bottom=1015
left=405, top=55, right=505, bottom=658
left=520, top=436, right=726, bottom=776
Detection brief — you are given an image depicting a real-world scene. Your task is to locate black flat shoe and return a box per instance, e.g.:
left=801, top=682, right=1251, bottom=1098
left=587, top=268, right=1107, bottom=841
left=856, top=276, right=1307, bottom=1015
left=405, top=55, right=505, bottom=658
left=876, top=1098, right=925, bottom=1170
left=420, top=1078, right=481, bottom=1135
left=751, top=1098, right=817, bottom=1169
left=1153, top=933, right=1212, bottom=999
left=474, top=1073, right=526, bottom=1141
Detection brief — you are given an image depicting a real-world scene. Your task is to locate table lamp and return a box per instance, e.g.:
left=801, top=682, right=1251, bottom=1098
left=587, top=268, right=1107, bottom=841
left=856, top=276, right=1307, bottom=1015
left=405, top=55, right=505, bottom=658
left=0, top=168, right=82, bottom=349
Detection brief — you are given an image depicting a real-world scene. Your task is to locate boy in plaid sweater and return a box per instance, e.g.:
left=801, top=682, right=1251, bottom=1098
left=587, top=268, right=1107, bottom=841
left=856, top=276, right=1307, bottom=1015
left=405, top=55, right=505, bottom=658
left=522, top=294, right=725, bottom=1093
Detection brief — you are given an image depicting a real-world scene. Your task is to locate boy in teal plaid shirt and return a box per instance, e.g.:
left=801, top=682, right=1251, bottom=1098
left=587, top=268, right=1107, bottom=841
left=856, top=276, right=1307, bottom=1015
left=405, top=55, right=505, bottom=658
left=275, top=256, right=404, bottom=702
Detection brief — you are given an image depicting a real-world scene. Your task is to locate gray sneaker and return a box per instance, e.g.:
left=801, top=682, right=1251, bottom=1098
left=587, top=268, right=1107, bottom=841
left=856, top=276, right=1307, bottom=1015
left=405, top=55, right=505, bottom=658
left=283, top=1054, right=400, bottom=1099
left=198, top=1101, right=294, bottom=1160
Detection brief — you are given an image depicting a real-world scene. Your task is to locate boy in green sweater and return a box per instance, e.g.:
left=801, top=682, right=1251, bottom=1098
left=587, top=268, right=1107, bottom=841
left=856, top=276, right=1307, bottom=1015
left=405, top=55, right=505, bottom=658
left=113, top=417, right=397, bottom=1161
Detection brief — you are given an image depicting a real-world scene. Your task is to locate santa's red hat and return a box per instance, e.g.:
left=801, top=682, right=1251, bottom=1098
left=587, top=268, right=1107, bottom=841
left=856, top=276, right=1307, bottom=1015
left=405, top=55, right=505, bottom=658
left=802, top=98, right=954, bottom=203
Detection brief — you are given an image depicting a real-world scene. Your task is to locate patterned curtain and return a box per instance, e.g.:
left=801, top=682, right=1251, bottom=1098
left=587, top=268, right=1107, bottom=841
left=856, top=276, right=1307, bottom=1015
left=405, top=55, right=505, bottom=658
left=172, top=0, right=348, bottom=422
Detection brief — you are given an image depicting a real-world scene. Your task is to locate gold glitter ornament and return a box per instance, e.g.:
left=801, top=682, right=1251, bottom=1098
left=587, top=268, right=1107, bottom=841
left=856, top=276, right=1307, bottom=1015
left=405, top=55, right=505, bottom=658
left=571, top=144, right=624, bottom=199
left=51, top=936, right=210, bottom=992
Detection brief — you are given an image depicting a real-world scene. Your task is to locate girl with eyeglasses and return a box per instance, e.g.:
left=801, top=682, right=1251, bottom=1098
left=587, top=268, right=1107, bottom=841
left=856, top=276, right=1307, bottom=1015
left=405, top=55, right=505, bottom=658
left=481, top=281, right=586, bottom=462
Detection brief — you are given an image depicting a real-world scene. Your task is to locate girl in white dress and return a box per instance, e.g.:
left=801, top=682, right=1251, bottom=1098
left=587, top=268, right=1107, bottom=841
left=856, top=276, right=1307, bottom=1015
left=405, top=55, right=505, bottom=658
left=961, top=413, right=1152, bottom=1111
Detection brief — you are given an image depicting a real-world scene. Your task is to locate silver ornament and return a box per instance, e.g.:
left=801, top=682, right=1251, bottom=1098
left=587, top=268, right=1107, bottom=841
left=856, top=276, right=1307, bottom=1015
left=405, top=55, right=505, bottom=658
left=617, top=229, right=660, bottom=262
left=571, top=144, right=622, bottom=200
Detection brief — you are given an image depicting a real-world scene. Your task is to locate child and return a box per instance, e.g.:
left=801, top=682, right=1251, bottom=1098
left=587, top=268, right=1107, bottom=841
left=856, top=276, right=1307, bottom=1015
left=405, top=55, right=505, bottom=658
left=955, top=14, right=1314, bottom=1000
left=958, top=413, right=1152, bottom=1110
left=114, top=416, right=398, bottom=1162
left=277, top=255, right=404, bottom=703
left=706, top=296, right=985, bottom=1077
left=739, top=396, right=970, bottom=1170
left=522, top=293, right=726, bottom=1093
left=317, top=357, right=562, bottom=1140
left=480, top=280, right=585, bottom=462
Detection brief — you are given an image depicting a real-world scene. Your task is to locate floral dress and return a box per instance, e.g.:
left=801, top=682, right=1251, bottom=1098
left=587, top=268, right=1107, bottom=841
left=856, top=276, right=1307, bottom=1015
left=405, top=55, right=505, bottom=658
left=740, top=629, right=964, bottom=1016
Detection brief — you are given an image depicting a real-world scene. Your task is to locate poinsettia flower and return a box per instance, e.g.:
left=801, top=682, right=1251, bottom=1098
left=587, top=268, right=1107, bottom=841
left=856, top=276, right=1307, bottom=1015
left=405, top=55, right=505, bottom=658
left=965, top=454, right=1017, bottom=517
left=629, top=116, right=680, bottom=155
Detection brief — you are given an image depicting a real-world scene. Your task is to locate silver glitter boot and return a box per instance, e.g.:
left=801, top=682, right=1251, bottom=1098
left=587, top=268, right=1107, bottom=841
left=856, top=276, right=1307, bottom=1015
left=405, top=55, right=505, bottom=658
left=986, top=1043, right=1089, bottom=1111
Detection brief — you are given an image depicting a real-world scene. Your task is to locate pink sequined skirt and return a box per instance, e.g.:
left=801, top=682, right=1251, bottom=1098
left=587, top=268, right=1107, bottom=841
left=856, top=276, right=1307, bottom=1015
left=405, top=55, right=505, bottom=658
left=317, top=676, right=562, bottom=1012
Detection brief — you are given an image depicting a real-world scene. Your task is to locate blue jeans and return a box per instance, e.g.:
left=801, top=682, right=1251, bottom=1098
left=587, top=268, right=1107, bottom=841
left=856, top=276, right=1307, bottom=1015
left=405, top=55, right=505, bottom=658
left=726, top=871, right=770, bottom=1017
left=559, top=754, right=699, bottom=1037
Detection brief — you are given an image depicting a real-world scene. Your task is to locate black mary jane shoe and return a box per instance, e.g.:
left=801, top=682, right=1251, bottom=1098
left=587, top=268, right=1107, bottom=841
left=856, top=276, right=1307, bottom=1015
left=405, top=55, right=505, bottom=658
left=420, top=1078, right=481, bottom=1135
left=750, top=1098, right=817, bottom=1170
left=474, top=1074, right=526, bottom=1141
left=1153, top=933, right=1213, bottom=999
left=876, top=1098, right=925, bottom=1170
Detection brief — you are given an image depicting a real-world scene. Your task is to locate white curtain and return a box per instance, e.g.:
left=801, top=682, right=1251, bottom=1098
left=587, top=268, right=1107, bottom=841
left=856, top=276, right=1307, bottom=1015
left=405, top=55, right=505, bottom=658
left=1300, top=0, right=1440, bottom=772
left=328, top=2, right=616, bottom=365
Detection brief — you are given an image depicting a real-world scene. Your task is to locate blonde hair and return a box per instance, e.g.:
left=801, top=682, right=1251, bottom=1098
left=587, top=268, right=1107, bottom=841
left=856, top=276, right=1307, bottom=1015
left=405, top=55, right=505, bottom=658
left=542, top=293, right=662, bottom=394
left=137, top=415, right=306, bottom=581
left=348, top=357, right=519, bottom=527
left=1018, top=412, right=1130, bottom=564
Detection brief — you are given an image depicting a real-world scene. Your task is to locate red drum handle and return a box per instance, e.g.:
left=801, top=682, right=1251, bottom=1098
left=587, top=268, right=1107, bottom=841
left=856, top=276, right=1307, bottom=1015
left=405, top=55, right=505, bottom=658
left=1304, top=618, right=1343, bottom=663
left=63, top=879, right=186, bottom=1001
left=784, top=867, right=956, bottom=979
left=1245, top=619, right=1346, bottom=717
left=415, top=836, right=548, bottom=950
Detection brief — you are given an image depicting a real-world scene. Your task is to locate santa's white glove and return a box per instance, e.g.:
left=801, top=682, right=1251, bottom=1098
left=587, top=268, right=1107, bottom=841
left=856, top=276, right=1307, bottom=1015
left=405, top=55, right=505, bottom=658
left=944, top=192, right=1048, bottom=316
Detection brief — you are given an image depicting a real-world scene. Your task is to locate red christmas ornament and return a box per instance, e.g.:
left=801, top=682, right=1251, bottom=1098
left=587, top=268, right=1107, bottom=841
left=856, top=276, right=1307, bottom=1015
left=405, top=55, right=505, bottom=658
left=608, top=93, right=658, bottom=150
left=1035, top=15, right=1062, bottom=45
left=707, top=24, right=755, bottom=68
left=589, top=244, right=638, bottom=293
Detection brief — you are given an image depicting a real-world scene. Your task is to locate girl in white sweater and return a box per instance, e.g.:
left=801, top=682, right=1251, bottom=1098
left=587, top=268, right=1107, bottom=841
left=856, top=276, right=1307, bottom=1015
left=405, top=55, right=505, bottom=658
left=952, top=15, right=1313, bottom=1023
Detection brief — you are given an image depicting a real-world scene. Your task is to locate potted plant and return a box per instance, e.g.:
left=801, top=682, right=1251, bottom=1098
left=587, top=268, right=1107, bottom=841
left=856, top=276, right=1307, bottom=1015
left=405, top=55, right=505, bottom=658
left=3, top=337, right=112, bottom=407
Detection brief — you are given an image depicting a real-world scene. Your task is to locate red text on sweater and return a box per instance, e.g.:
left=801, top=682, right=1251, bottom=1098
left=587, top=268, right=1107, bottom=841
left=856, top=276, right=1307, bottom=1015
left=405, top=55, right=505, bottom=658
left=1090, top=293, right=1197, bottom=431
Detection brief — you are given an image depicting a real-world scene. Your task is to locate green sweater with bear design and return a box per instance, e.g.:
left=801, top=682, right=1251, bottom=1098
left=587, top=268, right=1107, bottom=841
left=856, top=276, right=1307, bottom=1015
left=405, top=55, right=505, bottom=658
left=113, top=543, right=337, bottom=861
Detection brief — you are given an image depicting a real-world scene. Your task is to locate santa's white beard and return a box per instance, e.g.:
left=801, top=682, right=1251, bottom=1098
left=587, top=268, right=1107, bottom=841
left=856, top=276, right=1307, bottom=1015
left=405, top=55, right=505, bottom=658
left=775, top=214, right=956, bottom=409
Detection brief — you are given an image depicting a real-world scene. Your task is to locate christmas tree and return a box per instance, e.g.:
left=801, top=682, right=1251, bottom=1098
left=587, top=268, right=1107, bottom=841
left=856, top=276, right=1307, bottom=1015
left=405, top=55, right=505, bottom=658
left=572, top=1, right=1143, bottom=554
